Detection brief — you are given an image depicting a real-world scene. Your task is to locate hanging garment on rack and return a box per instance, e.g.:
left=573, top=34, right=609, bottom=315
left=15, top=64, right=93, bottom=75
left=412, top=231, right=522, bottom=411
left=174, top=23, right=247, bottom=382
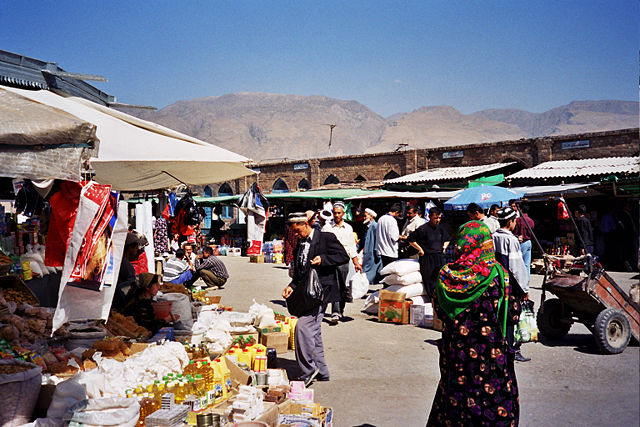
left=45, top=181, right=83, bottom=267
left=153, top=216, right=169, bottom=254
left=136, top=201, right=156, bottom=272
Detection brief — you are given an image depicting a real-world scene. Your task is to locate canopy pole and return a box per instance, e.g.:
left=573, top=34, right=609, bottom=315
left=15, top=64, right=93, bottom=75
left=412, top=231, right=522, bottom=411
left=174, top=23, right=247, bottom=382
left=161, top=170, right=188, bottom=187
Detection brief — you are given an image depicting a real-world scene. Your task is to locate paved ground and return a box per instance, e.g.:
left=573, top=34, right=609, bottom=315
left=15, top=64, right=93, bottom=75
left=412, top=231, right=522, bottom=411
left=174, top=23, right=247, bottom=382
left=211, top=257, right=639, bottom=427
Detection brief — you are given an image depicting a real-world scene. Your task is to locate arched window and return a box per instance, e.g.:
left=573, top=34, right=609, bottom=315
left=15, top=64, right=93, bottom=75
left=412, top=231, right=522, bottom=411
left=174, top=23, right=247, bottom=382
left=323, top=174, right=340, bottom=185
left=354, top=174, right=367, bottom=182
left=383, top=170, right=400, bottom=180
left=218, top=183, right=233, bottom=219
left=273, top=178, right=289, bottom=193
left=298, top=178, right=311, bottom=190
left=203, top=186, right=213, bottom=229
left=218, top=183, right=233, bottom=196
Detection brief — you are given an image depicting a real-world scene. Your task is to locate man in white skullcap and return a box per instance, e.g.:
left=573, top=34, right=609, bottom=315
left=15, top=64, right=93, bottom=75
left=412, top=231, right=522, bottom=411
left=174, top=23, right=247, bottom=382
left=362, top=208, right=382, bottom=284
left=322, top=201, right=361, bottom=324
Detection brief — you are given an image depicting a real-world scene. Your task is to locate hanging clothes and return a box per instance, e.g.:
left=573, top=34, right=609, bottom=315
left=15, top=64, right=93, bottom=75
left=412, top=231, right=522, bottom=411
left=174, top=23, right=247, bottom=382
left=45, top=181, right=83, bottom=267
left=153, top=216, right=169, bottom=254
left=136, top=201, right=156, bottom=272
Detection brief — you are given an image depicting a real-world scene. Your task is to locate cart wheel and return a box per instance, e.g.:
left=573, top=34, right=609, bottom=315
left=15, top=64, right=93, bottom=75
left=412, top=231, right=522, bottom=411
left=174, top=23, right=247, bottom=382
left=537, top=299, right=572, bottom=339
left=593, top=308, right=631, bottom=354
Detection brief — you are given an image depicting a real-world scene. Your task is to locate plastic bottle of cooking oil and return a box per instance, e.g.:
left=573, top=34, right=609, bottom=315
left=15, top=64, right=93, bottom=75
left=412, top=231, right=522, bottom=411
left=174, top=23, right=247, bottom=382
left=237, top=348, right=251, bottom=367
left=199, top=361, right=216, bottom=405
left=210, top=360, right=225, bottom=403
left=174, top=380, right=185, bottom=403
left=184, top=360, right=198, bottom=377
left=217, top=357, right=232, bottom=395
left=195, top=374, right=209, bottom=409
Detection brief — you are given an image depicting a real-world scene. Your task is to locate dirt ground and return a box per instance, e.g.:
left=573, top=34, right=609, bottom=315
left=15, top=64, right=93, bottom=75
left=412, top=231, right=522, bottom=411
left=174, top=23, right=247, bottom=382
left=210, top=256, right=639, bottom=427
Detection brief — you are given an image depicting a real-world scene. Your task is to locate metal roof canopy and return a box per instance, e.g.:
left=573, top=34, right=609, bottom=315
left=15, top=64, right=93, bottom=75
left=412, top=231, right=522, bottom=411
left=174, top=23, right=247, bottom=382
left=384, top=162, right=516, bottom=185
left=507, top=157, right=639, bottom=180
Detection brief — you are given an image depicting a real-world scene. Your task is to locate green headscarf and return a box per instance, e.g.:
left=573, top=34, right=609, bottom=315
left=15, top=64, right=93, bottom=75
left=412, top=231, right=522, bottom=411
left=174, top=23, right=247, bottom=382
left=435, top=220, right=511, bottom=336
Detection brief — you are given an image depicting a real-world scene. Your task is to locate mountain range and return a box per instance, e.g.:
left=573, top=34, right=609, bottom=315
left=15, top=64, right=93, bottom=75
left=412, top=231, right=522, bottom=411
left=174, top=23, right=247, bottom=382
left=127, top=94, right=638, bottom=161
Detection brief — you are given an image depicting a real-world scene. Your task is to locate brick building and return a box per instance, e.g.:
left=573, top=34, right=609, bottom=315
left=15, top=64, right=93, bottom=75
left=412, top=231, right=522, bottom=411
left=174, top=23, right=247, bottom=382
left=200, top=127, right=639, bottom=198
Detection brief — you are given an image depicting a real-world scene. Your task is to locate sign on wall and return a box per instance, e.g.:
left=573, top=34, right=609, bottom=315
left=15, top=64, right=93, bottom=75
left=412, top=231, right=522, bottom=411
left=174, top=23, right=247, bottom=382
left=293, top=163, right=309, bottom=170
left=562, top=140, right=590, bottom=150
left=442, top=150, right=464, bottom=159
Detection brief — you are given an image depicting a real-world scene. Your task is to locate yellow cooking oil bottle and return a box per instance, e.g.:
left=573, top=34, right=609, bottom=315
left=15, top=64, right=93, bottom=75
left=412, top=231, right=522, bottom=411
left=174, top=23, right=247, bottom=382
left=211, top=359, right=226, bottom=403
left=183, top=360, right=198, bottom=377
left=215, top=357, right=232, bottom=396
left=194, top=374, right=208, bottom=410
left=200, top=360, right=216, bottom=406
left=288, top=316, right=298, bottom=349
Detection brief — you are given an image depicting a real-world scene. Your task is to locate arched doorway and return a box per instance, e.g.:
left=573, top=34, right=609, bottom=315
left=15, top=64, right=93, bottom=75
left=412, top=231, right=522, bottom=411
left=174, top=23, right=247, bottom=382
left=298, top=178, right=311, bottom=190
left=324, top=174, right=340, bottom=185
left=383, top=170, right=400, bottom=180
left=203, top=186, right=213, bottom=230
left=273, top=178, right=290, bottom=193
left=218, top=183, right=233, bottom=219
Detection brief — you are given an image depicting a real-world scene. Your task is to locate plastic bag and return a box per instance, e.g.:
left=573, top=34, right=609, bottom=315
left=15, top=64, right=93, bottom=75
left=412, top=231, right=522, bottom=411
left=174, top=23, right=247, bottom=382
left=68, top=397, right=140, bottom=427
left=516, top=300, right=539, bottom=343
left=350, top=272, right=370, bottom=300
left=157, top=292, right=193, bottom=328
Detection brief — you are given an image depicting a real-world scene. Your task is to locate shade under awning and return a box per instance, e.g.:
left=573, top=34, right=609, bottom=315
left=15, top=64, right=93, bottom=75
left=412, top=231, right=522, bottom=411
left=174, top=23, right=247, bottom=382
left=0, top=86, right=99, bottom=181
left=3, top=86, right=255, bottom=191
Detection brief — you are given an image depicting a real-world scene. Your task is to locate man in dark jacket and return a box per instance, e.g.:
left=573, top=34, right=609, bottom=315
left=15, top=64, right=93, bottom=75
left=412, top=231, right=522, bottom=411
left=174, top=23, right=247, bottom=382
left=574, top=204, right=594, bottom=254
left=282, top=212, right=349, bottom=386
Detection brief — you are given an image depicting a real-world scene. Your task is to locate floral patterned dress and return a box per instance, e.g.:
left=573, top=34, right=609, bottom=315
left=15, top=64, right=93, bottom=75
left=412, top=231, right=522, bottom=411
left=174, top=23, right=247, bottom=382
left=427, top=277, right=520, bottom=426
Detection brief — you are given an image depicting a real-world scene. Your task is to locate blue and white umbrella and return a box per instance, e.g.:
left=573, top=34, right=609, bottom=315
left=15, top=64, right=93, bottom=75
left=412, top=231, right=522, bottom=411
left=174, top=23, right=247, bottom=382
left=444, top=185, right=523, bottom=211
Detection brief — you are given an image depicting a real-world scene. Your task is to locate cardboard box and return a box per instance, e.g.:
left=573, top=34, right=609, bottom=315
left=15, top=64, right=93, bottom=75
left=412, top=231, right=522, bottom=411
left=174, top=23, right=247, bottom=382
left=401, top=300, right=413, bottom=325
left=261, top=332, right=289, bottom=354
left=258, top=325, right=282, bottom=335
left=378, top=290, right=405, bottom=323
left=250, top=254, right=265, bottom=263
left=278, top=400, right=333, bottom=427
left=224, top=356, right=251, bottom=387
left=231, top=331, right=259, bottom=345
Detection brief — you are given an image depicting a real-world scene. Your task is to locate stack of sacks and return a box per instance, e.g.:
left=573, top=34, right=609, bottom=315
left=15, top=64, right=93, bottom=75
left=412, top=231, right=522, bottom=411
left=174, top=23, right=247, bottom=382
left=380, top=259, right=427, bottom=303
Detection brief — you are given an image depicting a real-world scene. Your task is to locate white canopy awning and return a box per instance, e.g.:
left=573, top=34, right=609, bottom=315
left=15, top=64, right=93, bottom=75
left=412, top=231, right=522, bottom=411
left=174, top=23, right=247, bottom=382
left=347, top=190, right=461, bottom=200
left=2, top=86, right=255, bottom=191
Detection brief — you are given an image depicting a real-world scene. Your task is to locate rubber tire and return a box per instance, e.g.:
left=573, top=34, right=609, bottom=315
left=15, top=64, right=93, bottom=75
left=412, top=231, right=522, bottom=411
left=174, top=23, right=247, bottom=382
left=593, top=308, right=631, bottom=354
left=537, top=298, right=572, bottom=339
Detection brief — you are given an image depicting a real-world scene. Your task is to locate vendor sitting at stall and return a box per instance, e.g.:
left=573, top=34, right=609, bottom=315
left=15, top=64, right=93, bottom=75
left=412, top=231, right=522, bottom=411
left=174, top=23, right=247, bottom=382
left=162, top=248, right=194, bottom=284
left=112, top=232, right=146, bottom=311
left=121, top=272, right=179, bottom=335
left=186, top=246, right=229, bottom=289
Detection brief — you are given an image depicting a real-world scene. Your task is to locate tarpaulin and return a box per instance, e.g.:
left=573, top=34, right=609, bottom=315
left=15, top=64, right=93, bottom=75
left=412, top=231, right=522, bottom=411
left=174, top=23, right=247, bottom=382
left=52, top=183, right=128, bottom=333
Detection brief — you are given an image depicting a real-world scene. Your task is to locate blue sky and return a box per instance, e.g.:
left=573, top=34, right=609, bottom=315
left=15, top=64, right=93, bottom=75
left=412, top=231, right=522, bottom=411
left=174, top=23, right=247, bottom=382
left=1, top=1, right=637, bottom=117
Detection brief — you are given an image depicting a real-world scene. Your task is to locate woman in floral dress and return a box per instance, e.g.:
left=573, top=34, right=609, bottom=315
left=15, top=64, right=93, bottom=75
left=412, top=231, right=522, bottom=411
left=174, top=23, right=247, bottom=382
left=427, top=221, right=520, bottom=426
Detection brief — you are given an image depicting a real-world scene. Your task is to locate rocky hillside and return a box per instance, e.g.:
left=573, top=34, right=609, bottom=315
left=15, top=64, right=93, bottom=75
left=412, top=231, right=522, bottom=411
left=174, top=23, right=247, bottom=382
left=128, top=95, right=638, bottom=161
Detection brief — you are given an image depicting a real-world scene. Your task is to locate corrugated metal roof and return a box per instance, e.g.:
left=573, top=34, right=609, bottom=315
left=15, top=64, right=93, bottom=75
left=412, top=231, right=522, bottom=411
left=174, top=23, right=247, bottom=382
left=384, top=162, right=515, bottom=184
left=507, top=157, right=639, bottom=180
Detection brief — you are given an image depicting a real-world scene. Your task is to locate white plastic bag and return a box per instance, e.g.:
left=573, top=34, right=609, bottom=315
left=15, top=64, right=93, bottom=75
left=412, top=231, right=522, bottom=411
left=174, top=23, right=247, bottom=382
left=68, top=397, right=140, bottom=427
left=362, top=290, right=379, bottom=314
left=350, top=272, right=369, bottom=300
left=381, top=271, right=423, bottom=286
left=379, top=259, right=420, bottom=276
left=157, top=292, right=193, bottom=328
